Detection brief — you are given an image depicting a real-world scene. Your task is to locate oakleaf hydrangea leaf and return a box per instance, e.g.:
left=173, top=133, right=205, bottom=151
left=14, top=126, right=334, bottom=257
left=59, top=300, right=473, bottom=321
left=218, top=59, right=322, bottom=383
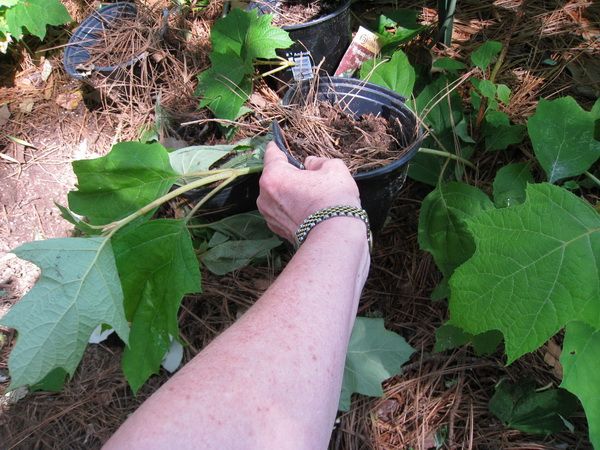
left=527, top=97, right=600, bottom=183
left=360, top=50, right=415, bottom=98
left=560, top=321, right=600, bottom=448
left=112, top=220, right=200, bottom=393
left=493, top=162, right=534, bottom=208
left=449, top=183, right=600, bottom=363
left=339, top=317, right=414, bottom=411
left=201, top=236, right=281, bottom=276
left=418, top=182, right=494, bottom=284
left=0, top=238, right=129, bottom=390
left=211, top=9, right=292, bottom=61
left=5, top=0, right=71, bottom=40
left=489, top=379, right=579, bottom=435
left=68, top=142, right=178, bottom=226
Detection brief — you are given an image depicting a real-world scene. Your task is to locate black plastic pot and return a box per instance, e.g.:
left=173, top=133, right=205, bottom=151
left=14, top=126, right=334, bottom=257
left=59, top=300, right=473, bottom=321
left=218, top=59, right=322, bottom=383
left=277, top=0, right=352, bottom=82
left=273, top=77, right=423, bottom=231
left=64, top=3, right=139, bottom=80
left=182, top=173, right=261, bottom=221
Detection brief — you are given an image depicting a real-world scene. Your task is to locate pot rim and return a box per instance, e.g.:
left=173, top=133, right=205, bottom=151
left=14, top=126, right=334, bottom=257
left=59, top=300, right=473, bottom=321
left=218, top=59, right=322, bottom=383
left=282, top=0, right=352, bottom=31
left=63, top=2, right=139, bottom=79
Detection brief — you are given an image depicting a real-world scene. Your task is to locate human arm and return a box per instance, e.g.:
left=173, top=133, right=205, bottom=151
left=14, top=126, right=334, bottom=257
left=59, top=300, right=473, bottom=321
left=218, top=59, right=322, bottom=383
left=103, top=143, right=370, bottom=450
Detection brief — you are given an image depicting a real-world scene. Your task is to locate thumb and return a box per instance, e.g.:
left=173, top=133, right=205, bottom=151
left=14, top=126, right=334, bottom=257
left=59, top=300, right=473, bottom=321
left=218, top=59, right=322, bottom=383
left=304, top=155, right=329, bottom=171
left=263, top=141, right=288, bottom=167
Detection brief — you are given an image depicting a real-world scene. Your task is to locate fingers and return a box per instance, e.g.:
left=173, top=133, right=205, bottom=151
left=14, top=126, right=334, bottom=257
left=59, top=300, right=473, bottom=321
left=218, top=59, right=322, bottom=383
left=263, top=141, right=288, bottom=167
left=304, top=155, right=328, bottom=171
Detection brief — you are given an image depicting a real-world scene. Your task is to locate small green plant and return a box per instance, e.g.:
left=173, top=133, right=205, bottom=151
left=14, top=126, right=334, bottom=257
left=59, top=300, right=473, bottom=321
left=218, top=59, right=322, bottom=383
left=195, top=8, right=293, bottom=122
left=0, top=0, right=72, bottom=52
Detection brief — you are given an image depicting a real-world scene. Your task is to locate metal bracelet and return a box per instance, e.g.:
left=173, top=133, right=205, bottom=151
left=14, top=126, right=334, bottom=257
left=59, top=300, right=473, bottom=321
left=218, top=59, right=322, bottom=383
left=294, top=205, right=373, bottom=252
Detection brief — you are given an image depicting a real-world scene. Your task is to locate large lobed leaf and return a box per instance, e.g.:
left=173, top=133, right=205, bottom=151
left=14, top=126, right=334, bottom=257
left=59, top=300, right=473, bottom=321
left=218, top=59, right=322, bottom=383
left=339, top=317, right=414, bottom=411
left=211, top=9, right=292, bottom=62
left=449, top=183, right=600, bottom=362
left=0, top=238, right=129, bottom=389
left=5, top=0, right=71, bottom=40
left=527, top=97, right=600, bottom=183
left=492, top=162, right=534, bottom=208
left=68, top=142, right=178, bottom=226
left=112, top=219, right=201, bottom=393
left=560, top=321, right=600, bottom=448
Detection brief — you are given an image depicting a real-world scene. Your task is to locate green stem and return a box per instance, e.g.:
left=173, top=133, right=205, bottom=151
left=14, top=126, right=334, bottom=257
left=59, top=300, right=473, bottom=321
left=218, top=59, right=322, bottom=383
left=255, top=60, right=296, bottom=79
left=184, top=174, right=237, bottom=223
left=584, top=171, right=600, bottom=187
left=103, top=166, right=263, bottom=237
left=418, top=147, right=476, bottom=169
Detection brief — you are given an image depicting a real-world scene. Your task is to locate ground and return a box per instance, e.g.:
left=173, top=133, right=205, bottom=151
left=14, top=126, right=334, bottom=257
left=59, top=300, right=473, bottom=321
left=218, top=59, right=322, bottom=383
left=0, top=0, right=599, bottom=448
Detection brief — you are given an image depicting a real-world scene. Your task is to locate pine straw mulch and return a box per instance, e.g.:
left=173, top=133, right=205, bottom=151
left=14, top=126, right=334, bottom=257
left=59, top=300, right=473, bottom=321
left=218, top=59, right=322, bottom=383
left=1, top=0, right=599, bottom=448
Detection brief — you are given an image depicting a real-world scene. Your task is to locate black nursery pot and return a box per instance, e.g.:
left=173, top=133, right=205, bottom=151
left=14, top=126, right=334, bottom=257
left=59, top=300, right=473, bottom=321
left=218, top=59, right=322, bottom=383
left=277, top=0, right=352, bottom=82
left=273, top=77, right=423, bottom=232
left=181, top=173, right=262, bottom=221
left=63, top=2, right=140, bottom=80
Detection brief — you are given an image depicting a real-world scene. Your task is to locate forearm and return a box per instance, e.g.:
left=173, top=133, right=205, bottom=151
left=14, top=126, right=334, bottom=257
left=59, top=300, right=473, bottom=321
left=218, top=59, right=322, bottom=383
left=104, top=218, right=369, bottom=450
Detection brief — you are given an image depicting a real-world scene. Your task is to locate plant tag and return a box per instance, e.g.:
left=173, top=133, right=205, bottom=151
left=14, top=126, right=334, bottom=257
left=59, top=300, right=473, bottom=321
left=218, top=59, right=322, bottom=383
left=334, top=27, right=381, bottom=77
left=287, top=52, right=314, bottom=81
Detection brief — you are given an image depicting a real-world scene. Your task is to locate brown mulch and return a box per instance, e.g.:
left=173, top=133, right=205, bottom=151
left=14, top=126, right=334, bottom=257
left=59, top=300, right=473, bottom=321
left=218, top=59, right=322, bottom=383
left=1, top=0, right=599, bottom=449
left=282, top=100, right=408, bottom=173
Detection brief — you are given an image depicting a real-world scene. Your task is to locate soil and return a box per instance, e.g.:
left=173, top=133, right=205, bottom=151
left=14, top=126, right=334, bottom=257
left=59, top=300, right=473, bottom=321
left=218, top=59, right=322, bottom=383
left=272, top=0, right=338, bottom=27
left=283, top=100, right=408, bottom=173
left=1, top=0, right=599, bottom=448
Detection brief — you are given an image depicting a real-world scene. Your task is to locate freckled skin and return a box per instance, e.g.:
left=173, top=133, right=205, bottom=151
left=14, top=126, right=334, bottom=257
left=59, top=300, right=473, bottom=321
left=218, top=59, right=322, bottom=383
left=104, top=143, right=370, bottom=450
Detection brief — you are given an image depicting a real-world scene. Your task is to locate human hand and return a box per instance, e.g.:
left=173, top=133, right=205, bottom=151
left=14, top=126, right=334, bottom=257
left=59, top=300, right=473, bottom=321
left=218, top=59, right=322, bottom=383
left=257, top=141, right=361, bottom=243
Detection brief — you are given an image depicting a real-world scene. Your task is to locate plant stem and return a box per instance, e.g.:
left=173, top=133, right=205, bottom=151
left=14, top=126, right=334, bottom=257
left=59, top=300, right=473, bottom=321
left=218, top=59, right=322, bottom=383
left=255, top=60, right=296, bottom=79
left=184, top=174, right=237, bottom=223
left=418, top=147, right=476, bottom=169
left=437, top=0, right=457, bottom=45
left=584, top=171, right=600, bottom=187
left=104, top=166, right=263, bottom=237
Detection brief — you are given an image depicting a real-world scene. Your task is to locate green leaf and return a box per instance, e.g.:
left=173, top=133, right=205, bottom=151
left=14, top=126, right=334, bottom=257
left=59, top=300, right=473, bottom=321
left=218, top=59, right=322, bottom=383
left=339, top=317, right=414, bottom=411
left=449, top=183, right=600, bottom=362
left=470, top=40, right=502, bottom=71
left=418, top=182, right=494, bottom=279
left=482, top=110, right=526, bottom=151
left=432, top=57, right=466, bottom=73
left=408, top=74, right=466, bottom=185
left=471, top=78, right=497, bottom=100
left=496, top=84, right=511, bottom=104
left=434, top=324, right=502, bottom=356
left=196, top=52, right=254, bottom=121
left=204, top=211, right=274, bottom=240
left=112, top=219, right=200, bottom=393
left=29, top=367, right=68, bottom=392
left=55, top=203, right=102, bottom=236
left=493, top=162, right=534, bottom=208
left=561, top=321, right=600, bottom=448
left=169, top=144, right=232, bottom=175
left=360, top=50, right=415, bottom=98
left=489, top=379, right=579, bottom=435
left=211, top=9, right=292, bottom=62
left=527, top=97, right=600, bottom=183
left=0, top=238, right=129, bottom=390
left=5, top=0, right=71, bottom=40
left=201, top=237, right=282, bottom=275
left=375, top=9, right=425, bottom=50
left=68, top=142, right=178, bottom=226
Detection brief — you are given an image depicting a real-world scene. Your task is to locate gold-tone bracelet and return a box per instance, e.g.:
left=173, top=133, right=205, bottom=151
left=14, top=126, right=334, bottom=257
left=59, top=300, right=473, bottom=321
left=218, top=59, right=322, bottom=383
left=294, top=205, right=373, bottom=252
